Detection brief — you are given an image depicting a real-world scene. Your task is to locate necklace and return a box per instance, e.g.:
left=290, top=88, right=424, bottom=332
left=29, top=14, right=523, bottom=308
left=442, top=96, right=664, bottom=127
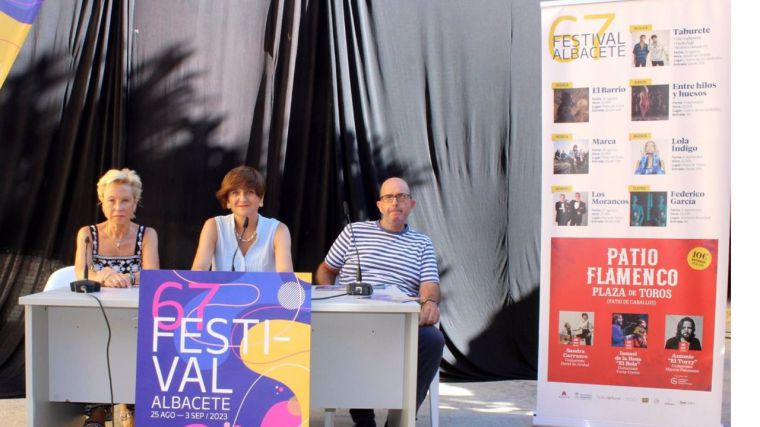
left=236, top=229, right=258, bottom=243
left=106, top=224, right=129, bottom=249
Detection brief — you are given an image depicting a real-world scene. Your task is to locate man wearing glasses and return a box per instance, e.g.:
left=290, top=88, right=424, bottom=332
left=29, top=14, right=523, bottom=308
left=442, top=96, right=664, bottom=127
left=316, top=177, right=444, bottom=427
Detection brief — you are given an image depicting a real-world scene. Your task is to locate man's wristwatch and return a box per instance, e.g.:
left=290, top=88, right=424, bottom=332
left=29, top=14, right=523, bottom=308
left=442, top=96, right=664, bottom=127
left=420, top=298, right=438, bottom=306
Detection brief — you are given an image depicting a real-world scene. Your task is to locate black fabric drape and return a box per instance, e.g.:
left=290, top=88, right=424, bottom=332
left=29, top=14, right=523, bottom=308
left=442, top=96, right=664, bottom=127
left=319, top=0, right=542, bottom=380
left=0, top=0, right=541, bottom=397
left=123, top=0, right=305, bottom=269
left=0, top=0, right=129, bottom=397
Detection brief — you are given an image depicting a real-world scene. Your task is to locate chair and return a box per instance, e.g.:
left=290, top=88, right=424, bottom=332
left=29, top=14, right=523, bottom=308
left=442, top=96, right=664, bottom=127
left=387, top=370, right=440, bottom=426
left=44, top=266, right=76, bottom=291
left=429, top=370, right=439, bottom=427
left=324, top=317, right=442, bottom=427
left=322, top=369, right=440, bottom=427
left=427, top=320, right=441, bottom=427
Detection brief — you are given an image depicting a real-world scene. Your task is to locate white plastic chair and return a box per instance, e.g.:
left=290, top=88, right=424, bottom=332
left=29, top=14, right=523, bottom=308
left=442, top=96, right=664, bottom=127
left=429, top=370, right=439, bottom=427
left=322, top=367, right=440, bottom=427
left=43, top=266, right=76, bottom=291
left=389, top=369, right=439, bottom=426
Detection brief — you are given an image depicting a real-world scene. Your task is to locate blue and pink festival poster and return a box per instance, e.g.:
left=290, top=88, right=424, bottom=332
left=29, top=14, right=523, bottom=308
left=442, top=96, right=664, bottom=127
left=135, top=270, right=311, bottom=427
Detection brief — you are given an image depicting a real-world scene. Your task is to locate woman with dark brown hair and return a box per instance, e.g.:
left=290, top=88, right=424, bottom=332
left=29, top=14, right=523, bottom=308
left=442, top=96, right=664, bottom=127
left=191, top=165, right=292, bottom=272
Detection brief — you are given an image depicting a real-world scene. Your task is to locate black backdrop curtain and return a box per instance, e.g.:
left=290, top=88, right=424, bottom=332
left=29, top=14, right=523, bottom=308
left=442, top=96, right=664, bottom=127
left=0, top=0, right=541, bottom=397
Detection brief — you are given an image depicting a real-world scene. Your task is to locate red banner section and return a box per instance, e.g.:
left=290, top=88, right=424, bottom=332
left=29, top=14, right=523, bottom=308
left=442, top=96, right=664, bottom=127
left=548, top=237, right=717, bottom=391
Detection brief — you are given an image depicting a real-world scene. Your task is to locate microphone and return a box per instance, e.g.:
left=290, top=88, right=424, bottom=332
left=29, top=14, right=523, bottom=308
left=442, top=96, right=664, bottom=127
left=342, top=202, right=372, bottom=296
left=71, top=236, right=101, bottom=293
left=84, top=236, right=91, bottom=280
left=231, top=216, right=249, bottom=272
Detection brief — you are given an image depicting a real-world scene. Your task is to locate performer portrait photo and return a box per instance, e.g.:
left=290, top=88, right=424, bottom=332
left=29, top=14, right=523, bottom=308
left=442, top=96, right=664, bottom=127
left=648, top=193, right=667, bottom=227
left=665, top=316, right=702, bottom=351
left=630, top=193, right=645, bottom=226
left=555, top=193, right=571, bottom=226
left=577, top=312, right=593, bottom=346
left=558, top=311, right=593, bottom=345
left=649, top=34, right=670, bottom=66
left=634, top=140, right=666, bottom=175
left=633, top=34, right=649, bottom=67
left=559, top=322, right=574, bottom=344
left=629, top=317, right=648, bottom=348
left=569, top=192, right=587, bottom=226
left=553, top=88, right=590, bottom=123
left=632, top=85, right=670, bottom=121
left=553, top=140, right=589, bottom=175
left=611, top=313, right=625, bottom=347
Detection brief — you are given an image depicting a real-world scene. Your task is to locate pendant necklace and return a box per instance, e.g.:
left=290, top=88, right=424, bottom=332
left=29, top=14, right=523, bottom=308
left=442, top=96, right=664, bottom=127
left=236, top=229, right=258, bottom=243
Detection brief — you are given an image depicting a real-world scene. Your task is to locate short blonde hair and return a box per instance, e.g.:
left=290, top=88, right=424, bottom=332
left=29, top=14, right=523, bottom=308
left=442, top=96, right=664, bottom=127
left=96, top=168, right=143, bottom=205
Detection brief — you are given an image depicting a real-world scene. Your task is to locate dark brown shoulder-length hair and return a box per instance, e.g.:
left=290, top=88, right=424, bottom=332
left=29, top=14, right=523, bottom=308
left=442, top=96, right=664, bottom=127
left=215, top=166, right=266, bottom=209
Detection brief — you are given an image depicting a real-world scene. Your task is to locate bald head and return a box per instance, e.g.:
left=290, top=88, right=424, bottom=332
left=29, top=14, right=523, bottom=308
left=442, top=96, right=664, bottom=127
left=380, top=177, right=411, bottom=195
left=377, top=177, right=416, bottom=232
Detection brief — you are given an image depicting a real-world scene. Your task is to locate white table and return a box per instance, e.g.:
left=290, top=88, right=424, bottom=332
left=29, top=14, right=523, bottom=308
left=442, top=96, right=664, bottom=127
left=19, top=287, right=419, bottom=427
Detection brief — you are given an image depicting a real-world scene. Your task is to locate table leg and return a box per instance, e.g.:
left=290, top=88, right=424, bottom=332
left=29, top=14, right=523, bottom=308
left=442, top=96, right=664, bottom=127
left=401, top=313, right=419, bottom=427
left=324, top=408, right=336, bottom=427
left=25, top=306, right=82, bottom=427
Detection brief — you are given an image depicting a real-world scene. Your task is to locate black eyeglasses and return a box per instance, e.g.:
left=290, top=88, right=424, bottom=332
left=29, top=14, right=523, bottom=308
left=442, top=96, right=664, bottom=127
left=379, top=193, right=412, bottom=203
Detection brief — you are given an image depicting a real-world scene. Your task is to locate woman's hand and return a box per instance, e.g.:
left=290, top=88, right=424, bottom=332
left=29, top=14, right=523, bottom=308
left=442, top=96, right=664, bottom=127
left=101, top=268, right=131, bottom=288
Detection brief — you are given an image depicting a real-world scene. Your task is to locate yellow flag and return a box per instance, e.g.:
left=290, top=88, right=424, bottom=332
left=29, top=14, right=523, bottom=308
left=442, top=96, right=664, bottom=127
left=0, top=0, right=44, bottom=89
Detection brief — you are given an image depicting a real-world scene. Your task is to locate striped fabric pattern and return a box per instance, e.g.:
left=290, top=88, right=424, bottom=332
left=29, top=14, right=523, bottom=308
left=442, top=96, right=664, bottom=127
left=325, top=220, right=439, bottom=296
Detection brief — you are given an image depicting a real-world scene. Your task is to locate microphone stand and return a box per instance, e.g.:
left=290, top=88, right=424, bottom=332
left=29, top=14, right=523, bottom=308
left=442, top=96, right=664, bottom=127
left=343, top=202, right=372, bottom=296
left=230, top=216, right=249, bottom=272
left=71, top=236, right=101, bottom=292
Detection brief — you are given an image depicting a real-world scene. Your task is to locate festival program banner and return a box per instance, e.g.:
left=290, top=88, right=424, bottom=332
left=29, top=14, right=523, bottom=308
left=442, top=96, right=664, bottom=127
left=537, top=0, right=729, bottom=426
left=135, top=270, right=311, bottom=427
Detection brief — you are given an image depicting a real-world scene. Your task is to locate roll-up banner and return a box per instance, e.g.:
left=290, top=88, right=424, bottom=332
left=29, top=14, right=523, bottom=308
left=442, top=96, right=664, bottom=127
left=537, top=1, right=729, bottom=426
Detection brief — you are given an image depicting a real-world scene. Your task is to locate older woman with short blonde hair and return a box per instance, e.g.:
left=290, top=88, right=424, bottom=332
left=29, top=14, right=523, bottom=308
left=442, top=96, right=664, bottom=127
left=74, top=168, right=159, bottom=288
left=96, top=169, right=144, bottom=213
